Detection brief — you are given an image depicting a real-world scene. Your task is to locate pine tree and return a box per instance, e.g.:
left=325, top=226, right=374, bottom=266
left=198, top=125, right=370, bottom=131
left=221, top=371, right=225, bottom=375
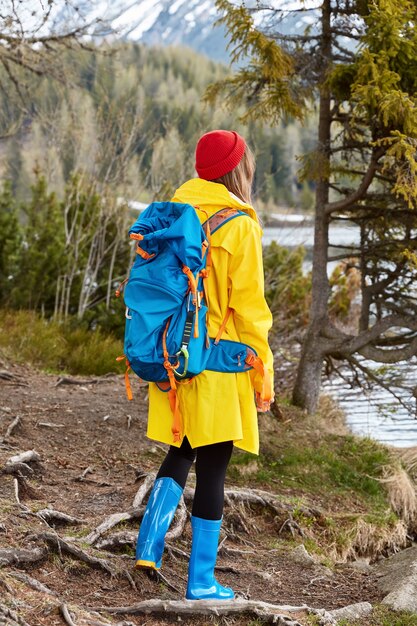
left=0, top=182, right=21, bottom=306
left=209, top=0, right=417, bottom=414
left=11, top=175, right=65, bottom=313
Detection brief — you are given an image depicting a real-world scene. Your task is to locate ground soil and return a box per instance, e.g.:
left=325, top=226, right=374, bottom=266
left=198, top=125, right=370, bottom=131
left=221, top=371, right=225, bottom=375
left=0, top=363, right=385, bottom=625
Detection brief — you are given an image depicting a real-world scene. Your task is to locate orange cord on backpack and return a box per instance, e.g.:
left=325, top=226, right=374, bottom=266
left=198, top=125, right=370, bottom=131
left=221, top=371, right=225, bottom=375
left=115, top=277, right=128, bottom=297
left=116, top=355, right=133, bottom=401
left=162, top=320, right=183, bottom=442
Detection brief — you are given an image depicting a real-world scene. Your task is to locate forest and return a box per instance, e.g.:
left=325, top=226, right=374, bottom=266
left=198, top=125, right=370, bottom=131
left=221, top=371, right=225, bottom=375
left=0, top=42, right=315, bottom=336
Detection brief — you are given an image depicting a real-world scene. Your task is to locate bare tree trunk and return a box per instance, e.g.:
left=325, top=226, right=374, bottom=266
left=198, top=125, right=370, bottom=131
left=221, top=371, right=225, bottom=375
left=106, top=236, right=119, bottom=309
left=292, top=0, right=332, bottom=413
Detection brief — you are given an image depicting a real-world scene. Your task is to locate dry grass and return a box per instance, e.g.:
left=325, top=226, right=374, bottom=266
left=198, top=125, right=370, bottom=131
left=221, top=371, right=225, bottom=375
left=399, top=446, right=417, bottom=477
left=317, top=395, right=350, bottom=436
left=379, top=465, right=417, bottom=528
left=346, top=518, right=408, bottom=562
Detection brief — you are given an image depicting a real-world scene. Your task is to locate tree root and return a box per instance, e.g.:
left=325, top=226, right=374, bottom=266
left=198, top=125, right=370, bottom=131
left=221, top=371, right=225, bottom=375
left=224, top=487, right=316, bottom=519
left=166, top=496, right=187, bottom=541
left=89, top=598, right=322, bottom=625
left=85, top=509, right=144, bottom=546
left=9, top=571, right=59, bottom=597
left=132, top=473, right=155, bottom=509
left=1, top=577, right=135, bottom=626
left=37, top=508, right=85, bottom=526
left=0, top=546, right=47, bottom=567
left=3, top=463, right=35, bottom=478
left=61, top=603, right=77, bottom=626
left=181, top=484, right=322, bottom=531
left=0, top=604, right=31, bottom=626
left=95, top=531, right=136, bottom=551
left=146, top=569, right=182, bottom=594
left=86, top=474, right=186, bottom=547
left=26, top=532, right=115, bottom=575
left=81, top=621, right=135, bottom=626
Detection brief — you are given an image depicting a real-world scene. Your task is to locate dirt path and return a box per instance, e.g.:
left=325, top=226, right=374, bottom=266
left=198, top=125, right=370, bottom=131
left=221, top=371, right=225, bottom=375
left=0, top=364, right=383, bottom=625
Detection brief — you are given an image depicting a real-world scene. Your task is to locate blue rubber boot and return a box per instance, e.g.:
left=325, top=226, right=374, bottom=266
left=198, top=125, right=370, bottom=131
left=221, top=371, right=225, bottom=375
left=135, top=477, right=182, bottom=570
left=186, top=516, right=235, bottom=600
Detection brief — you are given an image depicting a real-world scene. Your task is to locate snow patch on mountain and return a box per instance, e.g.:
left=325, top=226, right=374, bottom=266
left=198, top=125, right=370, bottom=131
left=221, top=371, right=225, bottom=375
left=47, top=0, right=318, bottom=63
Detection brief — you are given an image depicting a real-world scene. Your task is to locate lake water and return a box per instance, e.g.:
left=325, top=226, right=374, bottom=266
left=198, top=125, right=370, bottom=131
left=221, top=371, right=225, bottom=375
left=263, top=220, right=360, bottom=249
left=264, top=220, right=417, bottom=449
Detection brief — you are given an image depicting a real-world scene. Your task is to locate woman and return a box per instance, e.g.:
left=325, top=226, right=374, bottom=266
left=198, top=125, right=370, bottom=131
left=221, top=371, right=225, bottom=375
left=135, top=129, right=274, bottom=600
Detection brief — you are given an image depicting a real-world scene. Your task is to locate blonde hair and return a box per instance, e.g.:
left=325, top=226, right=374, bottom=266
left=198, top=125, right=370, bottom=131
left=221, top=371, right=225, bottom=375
left=211, top=145, right=255, bottom=205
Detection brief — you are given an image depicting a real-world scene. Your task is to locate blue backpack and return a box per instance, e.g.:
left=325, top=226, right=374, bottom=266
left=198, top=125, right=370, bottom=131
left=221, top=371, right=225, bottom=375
left=118, top=201, right=270, bottom=441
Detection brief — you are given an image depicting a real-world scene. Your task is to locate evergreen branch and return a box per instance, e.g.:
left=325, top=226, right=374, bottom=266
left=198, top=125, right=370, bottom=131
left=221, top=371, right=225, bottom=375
left=209, top=0, right=306, bottom=122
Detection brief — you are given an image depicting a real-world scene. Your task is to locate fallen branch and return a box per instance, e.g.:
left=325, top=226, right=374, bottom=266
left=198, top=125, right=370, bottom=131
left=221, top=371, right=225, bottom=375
left=219, top=545, right=256, bottom=557
left=4, top=415, right=21, bottom=440
left=76, top=466, right=94, bottom=481
left=13, top=478, right=30, bottom=512
left=182, top=485, right=309, bottom=520
left=55, top=376, right=115, bottom=387
left=2, top=450, right=42, bottom=485
left=37, top=422, right=65, bottom=429
left=90, top=598, right=313, bottom=624
left=0, top=370, right=16, bottom=381
left=7, top=450, right=41, bottom=466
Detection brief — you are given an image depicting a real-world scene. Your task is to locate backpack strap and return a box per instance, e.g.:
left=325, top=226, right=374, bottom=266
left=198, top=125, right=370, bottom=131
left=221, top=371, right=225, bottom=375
left=199, top=208, right=246, bottom=337
left=202, top=209, right=246, bottom=344
left=202, top=208, right=246, bottom=236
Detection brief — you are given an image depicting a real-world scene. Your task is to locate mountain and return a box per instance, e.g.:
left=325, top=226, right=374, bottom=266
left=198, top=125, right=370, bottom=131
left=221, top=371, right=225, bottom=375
left=51, top=1, right=323, bottom=64
left=52, top=1, right=323, bottom=65
left=53, top=0, right=230, bottom=63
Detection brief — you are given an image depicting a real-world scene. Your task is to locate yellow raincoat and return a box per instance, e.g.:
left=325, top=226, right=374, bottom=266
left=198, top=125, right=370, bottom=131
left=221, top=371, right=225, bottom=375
left=147, top=178, right=274, bottom=455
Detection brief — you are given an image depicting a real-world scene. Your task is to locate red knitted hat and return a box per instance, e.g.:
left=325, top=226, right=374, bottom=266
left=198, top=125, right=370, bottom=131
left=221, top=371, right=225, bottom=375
left=195, top=130, right=246, bottom=180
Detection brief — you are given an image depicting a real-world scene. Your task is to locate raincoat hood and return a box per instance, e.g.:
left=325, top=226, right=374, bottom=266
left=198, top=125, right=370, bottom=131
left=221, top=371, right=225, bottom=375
left=171, top=178, right=261, bottom=230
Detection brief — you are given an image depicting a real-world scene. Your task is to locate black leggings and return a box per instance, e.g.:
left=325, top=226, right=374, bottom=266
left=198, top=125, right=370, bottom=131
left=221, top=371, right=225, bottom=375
left=156, top=437, right=233, bottom=520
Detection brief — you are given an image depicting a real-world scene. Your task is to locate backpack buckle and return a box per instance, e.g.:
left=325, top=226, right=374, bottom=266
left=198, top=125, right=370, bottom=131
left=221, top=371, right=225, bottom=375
left=187, top=290, right=201, bottom=311
left=174, top=345, right=189, bottom=379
